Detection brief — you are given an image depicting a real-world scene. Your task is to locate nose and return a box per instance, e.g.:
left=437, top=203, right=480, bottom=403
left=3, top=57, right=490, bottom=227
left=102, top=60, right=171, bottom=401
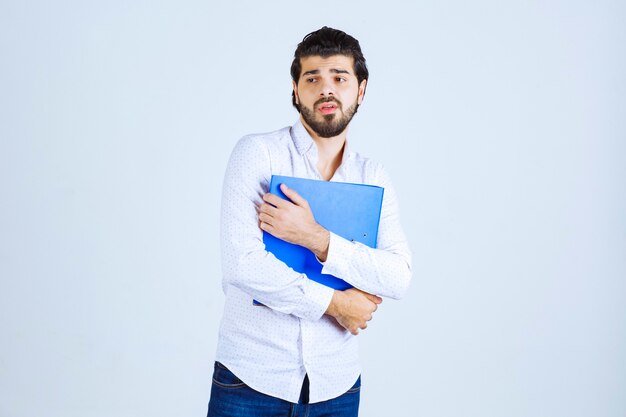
left=319, top=78, right=335, bottom=97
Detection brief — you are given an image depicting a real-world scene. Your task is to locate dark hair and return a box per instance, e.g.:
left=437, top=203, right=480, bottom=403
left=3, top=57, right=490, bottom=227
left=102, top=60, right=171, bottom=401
left=291, top=26, right=369, bottom=111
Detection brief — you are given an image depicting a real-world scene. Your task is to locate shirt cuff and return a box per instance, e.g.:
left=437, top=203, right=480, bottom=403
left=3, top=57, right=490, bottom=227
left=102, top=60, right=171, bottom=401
left=320, top=231, right=357, bottom=278
left=294, top=278, right=335, bottom=321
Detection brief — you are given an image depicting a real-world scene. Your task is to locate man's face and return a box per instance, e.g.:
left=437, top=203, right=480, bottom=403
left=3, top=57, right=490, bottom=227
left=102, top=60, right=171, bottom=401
left=293, top=55, right=367, bottom=139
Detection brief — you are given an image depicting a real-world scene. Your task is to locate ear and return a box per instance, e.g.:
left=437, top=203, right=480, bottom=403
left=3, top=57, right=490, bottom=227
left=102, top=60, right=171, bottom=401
left=292, top=80, right=299, bottom=105
left=357, top=79, right=367, bottom=105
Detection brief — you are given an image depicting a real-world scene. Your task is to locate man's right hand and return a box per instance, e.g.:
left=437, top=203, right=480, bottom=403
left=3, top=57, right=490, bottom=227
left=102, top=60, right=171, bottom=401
left=325, top=288, right=383, bottom=335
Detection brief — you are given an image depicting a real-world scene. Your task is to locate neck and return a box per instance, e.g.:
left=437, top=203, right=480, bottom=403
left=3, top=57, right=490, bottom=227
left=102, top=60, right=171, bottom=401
left=300, top=116, right=347, bottom=158
left=300, top=116, right=348, bottom=181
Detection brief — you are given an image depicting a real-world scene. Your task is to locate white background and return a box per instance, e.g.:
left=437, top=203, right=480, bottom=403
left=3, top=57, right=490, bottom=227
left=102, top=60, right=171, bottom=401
left=1, top=1, right=625, bottom=416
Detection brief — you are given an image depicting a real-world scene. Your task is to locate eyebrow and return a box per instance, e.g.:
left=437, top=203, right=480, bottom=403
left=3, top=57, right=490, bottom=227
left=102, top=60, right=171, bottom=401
left=302, top=68, right=351, bottom=77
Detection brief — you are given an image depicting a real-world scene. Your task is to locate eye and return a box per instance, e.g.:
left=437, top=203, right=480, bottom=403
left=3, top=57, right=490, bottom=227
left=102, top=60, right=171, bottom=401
left=306, top=78, right=317, bottom=83
left=336, top=77, right=347, bottom=83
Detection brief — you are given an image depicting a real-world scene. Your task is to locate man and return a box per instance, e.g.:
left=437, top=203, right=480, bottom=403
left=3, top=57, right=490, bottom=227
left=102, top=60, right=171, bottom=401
left=208, top=27, right=412, bottom=417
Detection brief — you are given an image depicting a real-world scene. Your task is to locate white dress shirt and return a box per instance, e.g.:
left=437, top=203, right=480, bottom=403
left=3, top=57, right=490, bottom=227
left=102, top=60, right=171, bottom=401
left=215, top=119, right=412, bottom=403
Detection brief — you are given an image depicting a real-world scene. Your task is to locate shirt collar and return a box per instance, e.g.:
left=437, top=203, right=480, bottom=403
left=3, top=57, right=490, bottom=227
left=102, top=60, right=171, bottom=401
left=290, top=118, right=315, bottom=155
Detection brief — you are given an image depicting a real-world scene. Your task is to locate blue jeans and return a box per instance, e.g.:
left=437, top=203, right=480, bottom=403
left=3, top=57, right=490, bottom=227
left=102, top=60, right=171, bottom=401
left=207, top=361, right=361, bottom=417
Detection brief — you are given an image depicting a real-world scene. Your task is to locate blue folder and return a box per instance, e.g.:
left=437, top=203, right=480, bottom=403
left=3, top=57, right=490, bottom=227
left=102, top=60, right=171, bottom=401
left=261, top=175, right=384, bottom=295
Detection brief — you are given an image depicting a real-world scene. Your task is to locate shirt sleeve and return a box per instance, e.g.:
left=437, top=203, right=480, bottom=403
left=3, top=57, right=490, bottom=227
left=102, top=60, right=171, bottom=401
left=320, top=164, right=412, bottom=299
left=220, top=135, right=334, bottom=320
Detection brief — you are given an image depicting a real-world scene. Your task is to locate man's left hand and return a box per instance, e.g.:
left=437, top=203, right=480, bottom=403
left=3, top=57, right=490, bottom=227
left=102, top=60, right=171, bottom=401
left=259, top=184, right=330, bottom=262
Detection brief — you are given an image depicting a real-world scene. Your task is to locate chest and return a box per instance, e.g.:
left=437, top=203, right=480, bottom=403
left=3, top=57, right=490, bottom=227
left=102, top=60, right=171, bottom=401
left=269, top=146, right=372, bottom=186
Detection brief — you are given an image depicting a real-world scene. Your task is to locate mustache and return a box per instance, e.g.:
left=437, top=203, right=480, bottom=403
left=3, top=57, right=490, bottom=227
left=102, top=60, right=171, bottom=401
left=314, top=97, right=342, bottom=108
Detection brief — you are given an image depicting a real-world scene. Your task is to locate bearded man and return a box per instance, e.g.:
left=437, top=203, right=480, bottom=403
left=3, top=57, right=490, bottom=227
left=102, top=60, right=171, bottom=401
left=207, top=26, right=412, bottom=417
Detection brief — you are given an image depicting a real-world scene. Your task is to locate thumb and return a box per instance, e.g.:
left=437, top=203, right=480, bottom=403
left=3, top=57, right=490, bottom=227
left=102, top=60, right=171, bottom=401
left=280, top=183, right=308, bottom=206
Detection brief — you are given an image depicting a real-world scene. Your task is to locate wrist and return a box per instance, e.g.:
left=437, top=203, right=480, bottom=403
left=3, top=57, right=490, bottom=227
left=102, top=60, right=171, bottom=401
left=307, top=225, right=330, bottom=262
left=325, top=290, right=343, bottom=317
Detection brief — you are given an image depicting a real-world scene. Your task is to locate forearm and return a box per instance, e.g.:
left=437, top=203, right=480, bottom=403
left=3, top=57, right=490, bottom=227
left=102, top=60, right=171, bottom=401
left=302, top=224, right=330, bottom=263
left=223, top=239, right=334, bottom=320
left=322, top=232, right=412, bottom=299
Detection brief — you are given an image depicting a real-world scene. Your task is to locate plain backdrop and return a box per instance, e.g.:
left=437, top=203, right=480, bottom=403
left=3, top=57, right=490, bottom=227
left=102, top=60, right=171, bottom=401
left=1, top=1, right=625, bottom=416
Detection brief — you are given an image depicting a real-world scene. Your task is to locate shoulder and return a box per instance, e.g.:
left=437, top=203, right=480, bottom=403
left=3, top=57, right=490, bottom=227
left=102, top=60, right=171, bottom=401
left=225, top=125, right=293, bottom=186
left=232, top=126, right=292, bottom=155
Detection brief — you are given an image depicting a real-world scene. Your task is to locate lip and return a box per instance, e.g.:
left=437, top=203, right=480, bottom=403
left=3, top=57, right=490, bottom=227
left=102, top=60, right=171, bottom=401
left=318, top=102, right=338, bottom=114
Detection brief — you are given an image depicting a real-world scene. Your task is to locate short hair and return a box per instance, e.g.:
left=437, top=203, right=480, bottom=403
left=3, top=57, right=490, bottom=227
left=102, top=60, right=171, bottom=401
left=291, top=26, right=369, bottom=111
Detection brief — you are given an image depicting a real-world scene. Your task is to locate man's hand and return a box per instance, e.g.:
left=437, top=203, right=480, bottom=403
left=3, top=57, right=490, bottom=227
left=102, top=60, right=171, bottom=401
left=259, top=183, right=330, bottom=261
left=325, top=288, right=383, bottom=335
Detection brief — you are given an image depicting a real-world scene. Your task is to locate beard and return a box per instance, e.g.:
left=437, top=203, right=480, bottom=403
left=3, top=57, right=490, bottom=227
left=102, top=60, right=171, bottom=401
left=299, top=97, right=359, bottom=138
